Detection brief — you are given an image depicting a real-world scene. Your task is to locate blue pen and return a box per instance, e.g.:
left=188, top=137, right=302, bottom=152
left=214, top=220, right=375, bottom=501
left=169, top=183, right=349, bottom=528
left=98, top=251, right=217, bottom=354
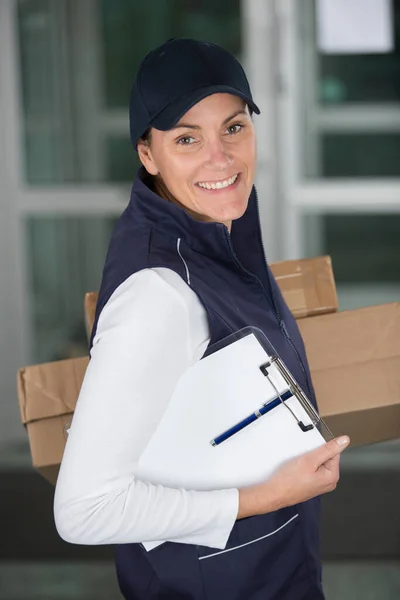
left=210, top=389, right=293, bottom=446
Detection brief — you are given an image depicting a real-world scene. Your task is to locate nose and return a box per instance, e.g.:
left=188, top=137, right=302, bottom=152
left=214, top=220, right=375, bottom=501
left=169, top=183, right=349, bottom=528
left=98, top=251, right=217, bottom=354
left=203, top=138, right=233, bottom=171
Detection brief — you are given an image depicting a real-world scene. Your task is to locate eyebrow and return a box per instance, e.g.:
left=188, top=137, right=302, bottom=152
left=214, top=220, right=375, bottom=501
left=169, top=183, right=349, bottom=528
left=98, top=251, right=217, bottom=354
left=171, top=109, right=248, bottom=131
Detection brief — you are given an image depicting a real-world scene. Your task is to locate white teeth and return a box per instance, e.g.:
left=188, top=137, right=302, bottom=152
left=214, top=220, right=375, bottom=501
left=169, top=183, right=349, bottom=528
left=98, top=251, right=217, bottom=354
left=198, top=174, right=238, bottom=190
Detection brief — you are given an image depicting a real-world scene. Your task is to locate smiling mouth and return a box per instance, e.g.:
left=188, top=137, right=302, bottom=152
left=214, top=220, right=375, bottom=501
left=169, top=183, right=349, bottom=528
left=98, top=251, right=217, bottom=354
left=196, top=173, right=239, bottom=190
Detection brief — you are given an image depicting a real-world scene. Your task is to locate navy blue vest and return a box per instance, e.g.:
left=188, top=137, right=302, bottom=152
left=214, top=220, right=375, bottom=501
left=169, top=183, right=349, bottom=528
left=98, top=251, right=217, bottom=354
left=90, top=168, right=324, bottom=600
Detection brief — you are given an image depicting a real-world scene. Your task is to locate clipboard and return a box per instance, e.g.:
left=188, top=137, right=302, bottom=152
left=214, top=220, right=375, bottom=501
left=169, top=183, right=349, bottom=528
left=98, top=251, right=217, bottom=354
left=136, top=326, right=333, bottom=549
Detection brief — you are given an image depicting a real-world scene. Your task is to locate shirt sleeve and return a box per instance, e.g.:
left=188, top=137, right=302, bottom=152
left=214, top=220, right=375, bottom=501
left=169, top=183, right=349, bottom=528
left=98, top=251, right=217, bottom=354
left=53, top=268, right=239, bottom=549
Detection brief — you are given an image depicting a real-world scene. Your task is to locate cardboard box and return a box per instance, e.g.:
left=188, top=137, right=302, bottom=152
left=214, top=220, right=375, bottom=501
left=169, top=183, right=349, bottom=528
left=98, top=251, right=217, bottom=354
left=17, top=356, right=89, bottom=485
left=83, top=256, right=338, bottom=339
left=269, top=255, right=338, bottom=319
left=17, top=302, right=400, bottom=484
left=298, top=303, right=400, bottom=446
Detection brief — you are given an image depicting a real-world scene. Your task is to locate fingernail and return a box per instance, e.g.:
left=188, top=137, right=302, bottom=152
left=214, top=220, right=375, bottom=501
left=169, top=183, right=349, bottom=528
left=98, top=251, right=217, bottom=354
left=336, top=436, right=350, bottom=447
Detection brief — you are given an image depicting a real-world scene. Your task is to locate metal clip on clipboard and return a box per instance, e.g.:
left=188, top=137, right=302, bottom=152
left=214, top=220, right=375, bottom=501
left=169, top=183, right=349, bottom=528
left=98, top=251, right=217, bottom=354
left=259, top=356, right=333, bottom=441
left=210, top=339, right=333, bottom=447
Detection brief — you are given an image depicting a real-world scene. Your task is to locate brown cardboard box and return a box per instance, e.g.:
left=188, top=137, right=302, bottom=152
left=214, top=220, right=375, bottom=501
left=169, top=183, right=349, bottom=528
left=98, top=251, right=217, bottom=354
left=269, top=255, right=338, bottom=319
left=17, top=302, right=400, bottom=484
left=17, top=356, right=89, bottom=485
left=298, top=303, right=400, bottom=446
left=83, top=256, right=338, bottom=339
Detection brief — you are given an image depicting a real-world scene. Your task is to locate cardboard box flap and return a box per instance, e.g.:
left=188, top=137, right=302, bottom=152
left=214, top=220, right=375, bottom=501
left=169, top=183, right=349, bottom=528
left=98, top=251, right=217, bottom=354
left=17, top=356, right=89, bottom=425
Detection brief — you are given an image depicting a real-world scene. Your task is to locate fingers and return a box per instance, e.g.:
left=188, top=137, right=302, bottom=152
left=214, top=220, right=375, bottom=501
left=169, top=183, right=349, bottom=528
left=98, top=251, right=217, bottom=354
left=326, top=464, right=340, bottom=492
left=320, top=455, right=340, bottom=479
left=322, top=456, right=339, bottom=471
left=311, top=436, right=350, bottom=468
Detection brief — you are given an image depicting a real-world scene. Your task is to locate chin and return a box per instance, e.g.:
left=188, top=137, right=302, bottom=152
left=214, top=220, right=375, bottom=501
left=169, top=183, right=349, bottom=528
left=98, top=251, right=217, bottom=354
left=226, top=200, right=249, bottom=221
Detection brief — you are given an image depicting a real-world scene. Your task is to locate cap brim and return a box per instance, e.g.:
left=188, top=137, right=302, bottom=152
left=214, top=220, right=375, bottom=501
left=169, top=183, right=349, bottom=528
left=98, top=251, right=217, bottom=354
left=151, top=85, right=260, bottom=131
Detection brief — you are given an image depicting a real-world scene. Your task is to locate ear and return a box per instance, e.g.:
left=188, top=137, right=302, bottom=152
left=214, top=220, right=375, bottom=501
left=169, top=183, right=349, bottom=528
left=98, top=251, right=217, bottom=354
left=137, top=141, right=159, bottom=176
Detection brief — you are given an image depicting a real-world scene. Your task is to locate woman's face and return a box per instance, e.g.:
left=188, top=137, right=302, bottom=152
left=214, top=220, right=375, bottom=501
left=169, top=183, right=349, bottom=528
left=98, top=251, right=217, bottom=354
left=138, top=93, right=257, bottom=230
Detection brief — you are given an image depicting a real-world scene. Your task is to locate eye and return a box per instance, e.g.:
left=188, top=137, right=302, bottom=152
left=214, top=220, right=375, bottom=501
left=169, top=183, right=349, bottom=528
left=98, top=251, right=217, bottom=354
left=177, top=135, right=196, bottom=145
left=226, top=123, right=243, bottom=135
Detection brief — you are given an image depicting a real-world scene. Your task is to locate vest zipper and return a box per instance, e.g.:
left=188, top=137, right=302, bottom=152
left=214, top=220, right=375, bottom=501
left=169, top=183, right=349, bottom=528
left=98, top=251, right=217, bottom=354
left=224, top=188, right=313, bottom=399
left=223, top=225, right=277, bottom=317
left=279, top=319, right=313, bottom=399
left=253, top=188, right=314, bottom=399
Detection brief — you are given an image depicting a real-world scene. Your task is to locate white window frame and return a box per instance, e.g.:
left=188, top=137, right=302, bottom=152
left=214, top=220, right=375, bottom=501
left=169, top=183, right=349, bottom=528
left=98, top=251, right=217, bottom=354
left=276, top=0, right=400, bottom=260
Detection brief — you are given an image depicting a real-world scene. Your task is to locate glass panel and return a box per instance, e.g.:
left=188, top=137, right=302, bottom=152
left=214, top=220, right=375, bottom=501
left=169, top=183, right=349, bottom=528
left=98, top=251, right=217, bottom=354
left=26, top=216, right=117, bottom=363
left=106, top=136, right=139, bottom=182
left=102, top=0, right=241, bottom=109
left=321, top=133, right=400, bottom=178
left=18, top=0, right=241, bottom=184
left=18, top=0, right=71, bottom=183
left=299, top=0, right=400, bottom=178
left=303, top=213, right=400, bottom=309
left=315, top=0, right=400, bottom=105
left=324, top=214, right=400, bottom=283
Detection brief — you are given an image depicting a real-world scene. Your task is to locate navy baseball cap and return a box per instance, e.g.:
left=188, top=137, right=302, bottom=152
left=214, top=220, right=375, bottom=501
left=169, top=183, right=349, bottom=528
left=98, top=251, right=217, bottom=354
left=129, top=38, right=260, bottom=148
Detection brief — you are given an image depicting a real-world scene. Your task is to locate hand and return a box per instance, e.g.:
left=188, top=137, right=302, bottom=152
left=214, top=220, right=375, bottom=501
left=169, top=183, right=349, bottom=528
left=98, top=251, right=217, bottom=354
left=237, top=436, right=350, bottom=519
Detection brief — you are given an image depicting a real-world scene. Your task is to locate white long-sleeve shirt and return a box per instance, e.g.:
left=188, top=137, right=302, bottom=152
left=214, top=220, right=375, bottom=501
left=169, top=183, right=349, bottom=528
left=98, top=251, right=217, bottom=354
left=54, top=267, right=239, bottom=549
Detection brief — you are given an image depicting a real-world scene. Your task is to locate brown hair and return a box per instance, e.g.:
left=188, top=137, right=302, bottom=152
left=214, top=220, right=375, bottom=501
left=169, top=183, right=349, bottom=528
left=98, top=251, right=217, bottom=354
left=138, top=128, right=178, bottom=204
left=139, top=128, right=152, bottom=145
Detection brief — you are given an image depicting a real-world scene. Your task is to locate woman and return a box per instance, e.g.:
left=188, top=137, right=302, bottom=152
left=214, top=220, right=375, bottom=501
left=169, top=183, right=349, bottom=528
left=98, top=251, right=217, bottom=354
left=54, top=38, right=349, bottom=600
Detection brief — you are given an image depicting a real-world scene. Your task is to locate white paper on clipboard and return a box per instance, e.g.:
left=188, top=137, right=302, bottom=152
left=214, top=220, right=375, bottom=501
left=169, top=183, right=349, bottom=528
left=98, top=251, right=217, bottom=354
left=136, top=328, right=328, bottom=551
